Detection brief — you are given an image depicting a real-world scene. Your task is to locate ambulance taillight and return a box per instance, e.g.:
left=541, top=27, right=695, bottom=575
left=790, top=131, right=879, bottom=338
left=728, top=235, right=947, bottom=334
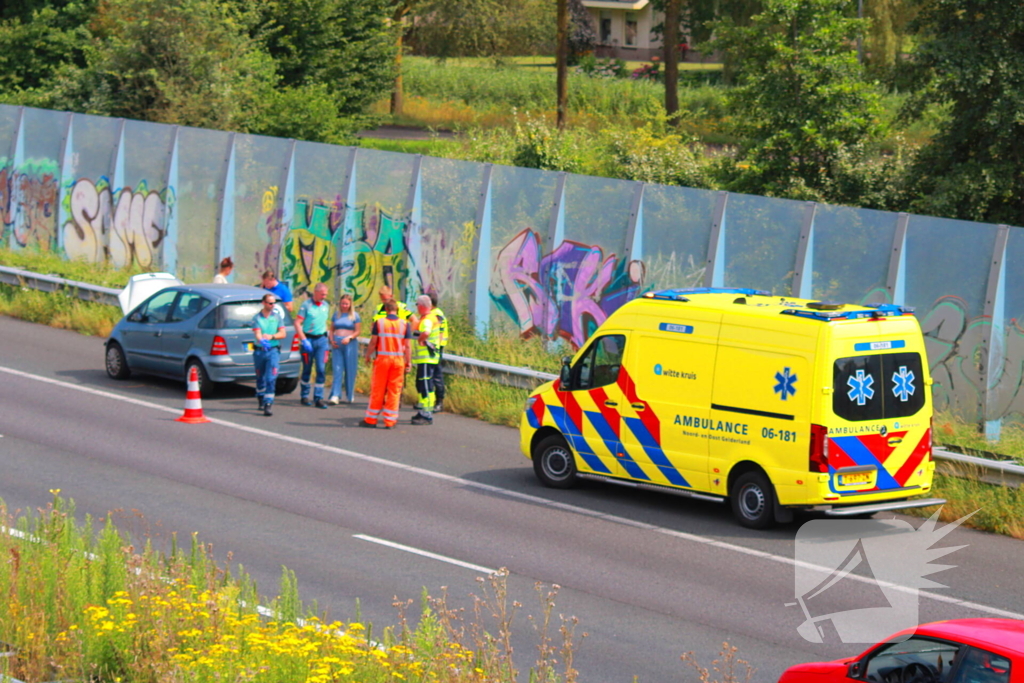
left=925, top=419, right=933, bottom=461
left=809, top=424, right=829, bottom=473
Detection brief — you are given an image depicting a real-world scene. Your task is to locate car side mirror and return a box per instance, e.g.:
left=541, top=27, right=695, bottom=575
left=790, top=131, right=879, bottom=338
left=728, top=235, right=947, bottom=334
left=559, top=356, right=572, bottom=388
left=847, top=661, right=862, bottom=679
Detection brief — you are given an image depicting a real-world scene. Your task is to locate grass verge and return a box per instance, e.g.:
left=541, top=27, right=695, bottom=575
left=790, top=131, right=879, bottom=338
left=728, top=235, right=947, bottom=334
left=0, top=493, right=586, bottom=683
left=904, top=471, right=1024, bottom=540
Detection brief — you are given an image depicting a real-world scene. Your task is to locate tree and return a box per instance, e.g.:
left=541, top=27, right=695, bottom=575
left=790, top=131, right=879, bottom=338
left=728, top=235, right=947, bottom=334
left=556, top=0, right=568, bottom=130
left=663, top=0, right=682, bottom=127
left=248, top=0, right=395, bottom=118
left=411, top=0, right=554, bottom=63
left=41, top=0, right=276, bottom=131
left=566, top=0, right=596, bottom=65
left=903, top=2, right=1024, bottom=225
left=708, top=0, right=882, bottom=199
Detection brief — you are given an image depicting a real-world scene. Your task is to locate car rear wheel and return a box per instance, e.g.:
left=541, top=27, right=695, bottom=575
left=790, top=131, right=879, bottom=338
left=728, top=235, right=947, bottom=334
left=105, top=342, right=131, bottom=380
left=533, top=434, right=578, bottom=489
left=730, top=470, right=777, bottom=529
left=185, top=359, right=216, bottom=399
left=275, top=376, right=299, bottom=395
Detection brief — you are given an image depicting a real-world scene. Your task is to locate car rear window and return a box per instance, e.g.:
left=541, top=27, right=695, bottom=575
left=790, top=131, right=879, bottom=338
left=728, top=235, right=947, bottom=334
left=205, top=301, right=293, bottom=330
left=833, top=352, right=926, bottom=421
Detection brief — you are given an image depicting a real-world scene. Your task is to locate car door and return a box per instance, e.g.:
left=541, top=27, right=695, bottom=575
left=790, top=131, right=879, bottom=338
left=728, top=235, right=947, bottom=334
left=556, top=333, right=629, bottom=478
left=161, top=292, right=211, bottom=375
left=119, top=289, right=180, bottom=373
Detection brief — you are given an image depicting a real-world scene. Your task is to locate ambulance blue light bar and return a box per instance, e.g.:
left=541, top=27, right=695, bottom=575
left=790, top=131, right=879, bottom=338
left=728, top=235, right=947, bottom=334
left=643, top=287, right=771, bottom=301
left=781, top=303, right=916, bottom=321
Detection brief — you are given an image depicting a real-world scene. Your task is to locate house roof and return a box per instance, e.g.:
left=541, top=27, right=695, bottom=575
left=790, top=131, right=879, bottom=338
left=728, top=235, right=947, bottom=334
left=581, top=0, right=650, bottom=10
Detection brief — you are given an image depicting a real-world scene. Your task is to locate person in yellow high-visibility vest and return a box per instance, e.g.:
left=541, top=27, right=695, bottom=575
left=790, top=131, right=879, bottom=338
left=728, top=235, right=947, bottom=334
left=362, top=299, right=411, bottom=429
left=427, top=291, right=449, bottom=412
left=411, top=295, right=442, bottom=425
left=372, top=285, right=412, bottom=322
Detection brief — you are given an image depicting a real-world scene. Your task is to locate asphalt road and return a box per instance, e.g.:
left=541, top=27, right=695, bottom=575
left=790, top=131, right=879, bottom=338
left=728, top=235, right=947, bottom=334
left=1, top=315, right=1022, bottom=683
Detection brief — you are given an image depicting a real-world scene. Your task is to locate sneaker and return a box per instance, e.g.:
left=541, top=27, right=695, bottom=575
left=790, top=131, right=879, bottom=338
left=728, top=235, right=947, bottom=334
left=434, top=401, right=444, bottom=413
left=328, top=395, right=340, bottom=405
left=315, top=399, right=328, bottom=409
left=346, top=395, right=355, bottom=404
left=359, top=420, right=377, bottom=428
left=263, top=404, right=273, bottom=417
left=301, top=397, right=312, bottom=406
left=411, top=414, right=433, bottom=426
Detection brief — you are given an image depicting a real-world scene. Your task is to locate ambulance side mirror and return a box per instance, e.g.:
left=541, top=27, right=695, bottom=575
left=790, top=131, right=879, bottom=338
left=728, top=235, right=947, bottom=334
left=559, top=356, right=572, bottom=388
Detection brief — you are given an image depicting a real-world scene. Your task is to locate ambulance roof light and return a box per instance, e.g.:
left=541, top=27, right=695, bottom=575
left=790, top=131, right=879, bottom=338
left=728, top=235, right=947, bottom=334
left=648, top=287, right=771, bottom=300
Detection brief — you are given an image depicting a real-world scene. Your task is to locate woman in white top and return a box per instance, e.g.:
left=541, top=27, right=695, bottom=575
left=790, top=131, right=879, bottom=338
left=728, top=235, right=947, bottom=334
left=213, top=256, right=233, bottom=284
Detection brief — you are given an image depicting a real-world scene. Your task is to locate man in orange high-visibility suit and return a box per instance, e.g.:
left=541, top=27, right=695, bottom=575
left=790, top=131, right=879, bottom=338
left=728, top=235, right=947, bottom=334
left=362, top=299, right=411, bottom=429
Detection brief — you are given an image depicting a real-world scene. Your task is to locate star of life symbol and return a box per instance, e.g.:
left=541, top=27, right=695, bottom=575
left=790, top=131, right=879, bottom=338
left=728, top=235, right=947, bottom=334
left=847, top=369, right=874, bottom=405
left=791, top=511, right=974, bottom=644
left=774, top=367, right=797, bottom=400
left=892, top=365, right=915, bottom=402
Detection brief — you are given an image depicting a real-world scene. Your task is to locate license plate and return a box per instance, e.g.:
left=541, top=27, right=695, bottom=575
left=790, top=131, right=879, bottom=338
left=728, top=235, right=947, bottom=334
left=838, top=472, right=872, bottom=486
left=245, top=342, right=254, bottom=352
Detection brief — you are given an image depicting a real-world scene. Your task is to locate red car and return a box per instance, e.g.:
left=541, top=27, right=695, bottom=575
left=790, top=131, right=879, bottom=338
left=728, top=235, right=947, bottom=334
left=780, top=619, right=1023, bottom=683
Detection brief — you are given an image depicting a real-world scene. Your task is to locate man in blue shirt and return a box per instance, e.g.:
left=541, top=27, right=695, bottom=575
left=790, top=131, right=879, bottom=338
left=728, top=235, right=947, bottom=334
left=251, top=293, right=286, bottom=416
left=295, top=282, right=331, bottom=408
left=261, top=269, right=294, bottom=314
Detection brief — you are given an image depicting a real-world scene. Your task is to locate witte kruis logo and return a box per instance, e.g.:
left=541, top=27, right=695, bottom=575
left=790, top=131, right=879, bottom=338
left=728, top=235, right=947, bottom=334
left=791, top=510, right=973, bottom=644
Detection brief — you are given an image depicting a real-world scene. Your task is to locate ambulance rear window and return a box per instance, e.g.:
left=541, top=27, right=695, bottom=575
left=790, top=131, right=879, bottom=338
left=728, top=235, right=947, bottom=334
left=833, top=352, right=925, bottom=421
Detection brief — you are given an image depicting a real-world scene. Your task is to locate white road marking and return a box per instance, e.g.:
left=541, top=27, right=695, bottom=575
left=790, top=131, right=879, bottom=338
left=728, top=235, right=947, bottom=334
left=354, top=534, right=496, bottom=575
left=3, top=364, right=1023, bottom=620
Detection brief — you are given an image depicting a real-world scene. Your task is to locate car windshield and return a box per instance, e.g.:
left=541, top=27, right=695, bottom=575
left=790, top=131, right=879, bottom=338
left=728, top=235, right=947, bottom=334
left=216, top=301, right=292, bottom=330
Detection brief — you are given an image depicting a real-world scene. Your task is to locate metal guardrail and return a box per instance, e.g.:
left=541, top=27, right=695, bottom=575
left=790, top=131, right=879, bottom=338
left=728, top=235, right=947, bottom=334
left=0, top=265, right=121, bottom=306
left=5, top=266, right=1023, bottom=486
left=933, top=447, right=1024, bottom=489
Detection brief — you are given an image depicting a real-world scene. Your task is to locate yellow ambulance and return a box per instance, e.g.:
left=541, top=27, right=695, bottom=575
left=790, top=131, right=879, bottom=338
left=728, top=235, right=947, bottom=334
left=520, top=288, right=944, bottom=528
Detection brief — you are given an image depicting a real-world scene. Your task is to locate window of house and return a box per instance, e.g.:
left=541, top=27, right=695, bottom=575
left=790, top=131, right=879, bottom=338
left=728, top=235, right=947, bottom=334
left=625, top=12, right=638, bottom=47
left=600, top=11, right=612, bottom=44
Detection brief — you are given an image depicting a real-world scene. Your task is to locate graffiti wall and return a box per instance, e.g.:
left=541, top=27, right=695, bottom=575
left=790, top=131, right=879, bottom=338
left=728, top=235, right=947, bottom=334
left=4, top=103, right=1024, bottom=426
left=63, top=177, right=173, bottom=269
left=1, top=158, right=59, bottom=252
left=489, top=228, right=645, bottom=349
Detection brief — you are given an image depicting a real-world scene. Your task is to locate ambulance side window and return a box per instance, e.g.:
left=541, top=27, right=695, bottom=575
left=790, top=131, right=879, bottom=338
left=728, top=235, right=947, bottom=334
left=571, top=335, right=625, bottom=390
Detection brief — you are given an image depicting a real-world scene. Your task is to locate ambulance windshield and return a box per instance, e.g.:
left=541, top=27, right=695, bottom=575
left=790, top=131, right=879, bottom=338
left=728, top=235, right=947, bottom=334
left=832, top=352, right=925, bottom=422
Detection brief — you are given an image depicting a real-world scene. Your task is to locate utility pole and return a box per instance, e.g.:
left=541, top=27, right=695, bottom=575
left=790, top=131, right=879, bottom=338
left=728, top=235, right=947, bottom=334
left=556, top=0, right=568, bottom=130
left=664, top=0, right=681, bottom=127
left=857, top=0, right=864, bottom=64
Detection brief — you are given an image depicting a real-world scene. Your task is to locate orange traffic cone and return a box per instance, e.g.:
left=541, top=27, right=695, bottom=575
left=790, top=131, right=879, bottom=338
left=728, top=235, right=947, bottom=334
left=176, top=365, right=211, bottom=424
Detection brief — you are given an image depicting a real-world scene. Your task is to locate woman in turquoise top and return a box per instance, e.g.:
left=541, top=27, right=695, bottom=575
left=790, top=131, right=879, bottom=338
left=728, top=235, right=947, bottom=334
left=329, top=294, right=362, bottom=403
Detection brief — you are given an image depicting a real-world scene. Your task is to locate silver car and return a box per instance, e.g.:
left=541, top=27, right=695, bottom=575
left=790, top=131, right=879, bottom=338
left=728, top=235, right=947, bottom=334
left=104, top=284, right=301, bottom=397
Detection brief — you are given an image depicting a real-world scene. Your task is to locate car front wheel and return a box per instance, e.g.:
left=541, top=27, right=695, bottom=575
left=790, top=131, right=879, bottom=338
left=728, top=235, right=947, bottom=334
left=105, top=342, right=131, bottom=380
left=533, top=434, right=578, bottom=489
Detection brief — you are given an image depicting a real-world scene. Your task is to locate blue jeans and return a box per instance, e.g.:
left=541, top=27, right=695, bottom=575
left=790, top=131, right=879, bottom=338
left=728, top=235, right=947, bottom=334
left=301, top=335, right=330, bottom=401
left=331, top=339, right=359, bottom=401
left=253, top=346, right=280, bottom=405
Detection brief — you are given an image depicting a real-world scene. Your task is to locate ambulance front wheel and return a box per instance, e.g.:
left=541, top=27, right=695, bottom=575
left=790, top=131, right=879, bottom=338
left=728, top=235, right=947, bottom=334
left=730, top=470, right=777, bottom=529
left=533, top=435, right=578, bottom=489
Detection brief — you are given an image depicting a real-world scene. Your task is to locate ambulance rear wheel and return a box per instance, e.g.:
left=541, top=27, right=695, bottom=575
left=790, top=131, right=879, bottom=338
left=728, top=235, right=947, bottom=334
left=533, top=435, right=578, bottom=489
left=731, top=470, right=776, bottom=529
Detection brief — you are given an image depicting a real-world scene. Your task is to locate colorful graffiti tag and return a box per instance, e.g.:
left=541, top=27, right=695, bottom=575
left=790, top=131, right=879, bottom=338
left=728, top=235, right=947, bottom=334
left=489, top=228, right=645, bottom=349
left=0, top=158, right=60, bottom=251
left=917, top=295, right=1024, bottom=422
left=62, top=177, right=173, bottom=269
left=279, top=198, right=418, bottom=305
